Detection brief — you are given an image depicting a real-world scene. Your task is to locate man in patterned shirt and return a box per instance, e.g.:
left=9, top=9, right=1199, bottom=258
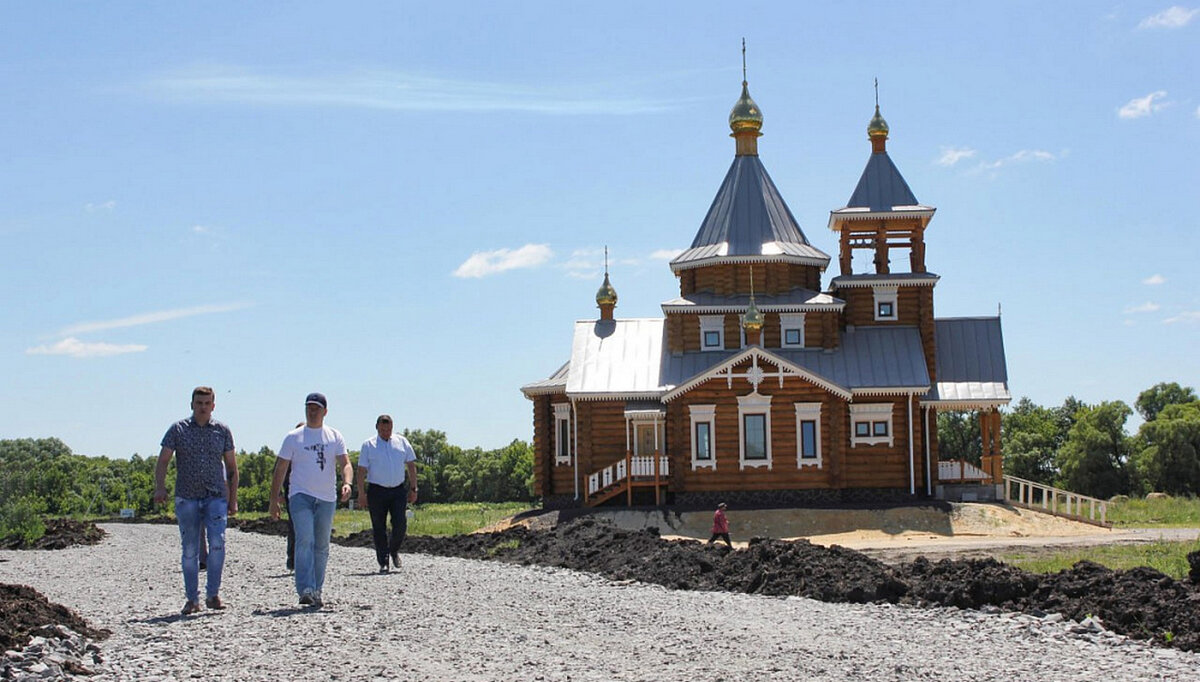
left=154, top=386, right=239, bottom=615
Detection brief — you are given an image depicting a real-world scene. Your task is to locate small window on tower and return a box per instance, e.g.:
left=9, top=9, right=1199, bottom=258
left=699, top=315, right=725, bottom=351
left=779, top=313, right=805, bottom=349
left=873, top=286, right=899, bottom=321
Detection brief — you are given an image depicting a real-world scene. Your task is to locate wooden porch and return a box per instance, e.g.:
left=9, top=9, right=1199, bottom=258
left=584, top=452, right=670, bottom=507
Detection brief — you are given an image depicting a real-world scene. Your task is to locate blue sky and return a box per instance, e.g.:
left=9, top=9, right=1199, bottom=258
left=2, top=2, right=1197, bottom=459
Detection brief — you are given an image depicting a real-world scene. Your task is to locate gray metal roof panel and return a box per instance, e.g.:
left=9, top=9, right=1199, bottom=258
left=930, top=317, right=1011, bottom=402
left=672, top=156, right=829, bottom=267
left=844, top=152, right=920, bottom=211
left=565, top=319, right=667, bottom=395
left=661, top=288, right=843, bottom=308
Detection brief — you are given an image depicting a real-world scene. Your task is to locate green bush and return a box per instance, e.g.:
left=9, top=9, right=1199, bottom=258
left=0, top=495, right=47, bottom=545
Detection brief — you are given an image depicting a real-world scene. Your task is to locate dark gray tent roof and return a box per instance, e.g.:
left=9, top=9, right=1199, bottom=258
left=845, top=152, right=919, bottom=212
left=671, top=156, right=829, bottom=269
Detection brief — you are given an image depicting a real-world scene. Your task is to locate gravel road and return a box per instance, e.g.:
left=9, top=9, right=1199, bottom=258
left=1, top=524, right=1197, bottom=681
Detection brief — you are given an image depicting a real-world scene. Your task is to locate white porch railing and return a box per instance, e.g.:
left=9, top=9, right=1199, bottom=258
left=939, top=459, right=991, bottom=482
left=630, top=455, right=670, bottom=478
left=586, top=455, right=669, bottom=496
left=1003, top=475, right=1111, bottom=527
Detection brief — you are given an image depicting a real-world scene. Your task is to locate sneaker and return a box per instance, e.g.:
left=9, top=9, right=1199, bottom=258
left=391, top=551, right=402, bottom=569
left=198, top=561, right=207, bottom=571
left=286, top=558, right=294, bottom=572
left=298, top=592, right=314, bottom=606
left=181, top=600, right=202, bottom=615
left=205, top=596, right=226, bottom=610
left=310, top=592, right=324, bottom=609
left=379, top=564, right=389, bottom=574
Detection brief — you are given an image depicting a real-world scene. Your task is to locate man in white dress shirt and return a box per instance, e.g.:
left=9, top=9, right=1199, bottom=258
left=356, top=414, right=418, bottom=572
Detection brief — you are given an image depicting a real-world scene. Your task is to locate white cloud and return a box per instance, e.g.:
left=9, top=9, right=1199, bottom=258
left=1138, top=6, right=1199, bottom=29
left=935, top=147, right=977, bottom=167
left=149, top=67, right=680, bottom=116
left=1195, top=105, right=1200, bottom=118
left=85, top=200, right=116, bottom=212
left=453, top=244, right=552, bottom=278
left=1143, top=274, right=1166, bottom=285
left=650, top=248, right=684, bottom=261
left=562, top=248, right=603, bottom=280
left=192, top=225, right=212, bottom=234
left=1164, top=311, right=1200, bottom=324
left=1118, top=91, right=1170, bottom=119
left=1124, top=302, right=1160, bottom=314
left=974, top=149, right=1060, bottom=171
left=59, top=302, right=253, bottom=336
left=26, top=337, right=147, bottom=358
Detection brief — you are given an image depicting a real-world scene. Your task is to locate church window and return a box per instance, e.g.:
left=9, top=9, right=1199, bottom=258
left=780, top=313, right=805, bottom=349
left=700, top=315, right=725, bottom=351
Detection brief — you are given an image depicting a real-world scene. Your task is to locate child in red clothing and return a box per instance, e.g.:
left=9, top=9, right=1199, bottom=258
left=708, top=502, right=732, bottom=547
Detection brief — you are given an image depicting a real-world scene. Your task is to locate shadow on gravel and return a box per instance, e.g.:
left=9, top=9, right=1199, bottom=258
left=128, top=611, right=222, bottom=626
left=251, top=607, right=320, bottom=618
left=318, top=515, right=1200, bottom=653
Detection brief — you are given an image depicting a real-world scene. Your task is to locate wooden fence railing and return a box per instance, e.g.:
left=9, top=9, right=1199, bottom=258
left=586, top=455, right=670, bottom=497
left=938, top=459, right=991, bottom=482
left=1003, top=475, right=1111, bottom=527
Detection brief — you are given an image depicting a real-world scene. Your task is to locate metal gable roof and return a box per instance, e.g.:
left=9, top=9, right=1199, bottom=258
left=843, top=152, right=920, bottom=212
left=928, top=317, right=1011, bottom=404
left=565, top=318, right=667, bottom=396
left=671, top=156, right=830, bottom=269
left=547, top=318, right=931, bottom=400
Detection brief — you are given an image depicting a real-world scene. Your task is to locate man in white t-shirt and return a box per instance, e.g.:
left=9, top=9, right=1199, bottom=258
left=269, top=392, right=353, bottom=609
left=356, top=414, right=418, bottom=572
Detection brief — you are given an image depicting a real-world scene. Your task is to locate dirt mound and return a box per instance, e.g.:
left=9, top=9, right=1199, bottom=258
left=230, top=517, right=291, bottom=536
left=0, top=584, right=109, bottom=651
left=319, top=517, right=1200, bottom=651
left=0, top=518, right=106, bottom=550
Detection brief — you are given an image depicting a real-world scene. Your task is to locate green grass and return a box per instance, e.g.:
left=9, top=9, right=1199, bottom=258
left=997, top=540, right=1200, bottom=580
left=99, top=501, right=535, bottom=537
left=1106, top=496, right=1200, bottom=528
left=332, top=501, right=532, bottom=537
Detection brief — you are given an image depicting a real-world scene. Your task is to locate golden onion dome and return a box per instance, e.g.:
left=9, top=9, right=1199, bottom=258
left=742, top=296, right=765, bottom=332
left=729, top=81, right=763, bottom=133
left=595, top=273, right=618, bottom=307
left=868, top=104, right=889, bottom=138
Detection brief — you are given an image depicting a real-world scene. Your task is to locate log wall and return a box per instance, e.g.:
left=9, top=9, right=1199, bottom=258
left=679, top=263, right=822, bottom=297
left=667, top=310, right=842, bottom=353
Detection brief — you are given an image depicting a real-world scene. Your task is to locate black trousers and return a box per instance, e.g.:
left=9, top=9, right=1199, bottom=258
left=708, top=532, right=732, bottom=547
left=367, top=482, right=409, bottom=566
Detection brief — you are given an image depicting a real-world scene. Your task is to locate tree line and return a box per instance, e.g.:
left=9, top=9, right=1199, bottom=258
left=0, top=430, right=534, bottom=539
left=940, top=381, right=1199, bottom=500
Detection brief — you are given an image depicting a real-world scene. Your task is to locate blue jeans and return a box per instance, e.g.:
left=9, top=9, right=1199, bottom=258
left=289, top=493, right=335, bottom=598
left=176, top=496, right=227, bottom=602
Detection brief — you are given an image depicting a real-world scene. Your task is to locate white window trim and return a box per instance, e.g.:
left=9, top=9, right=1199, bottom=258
left=688, top=404, right=716, bottom=471
left=553, top=403, right=572, bottom=465
left=780, top=313, right=806, bottom=349
left=700, top=314, right=725, bottom=351
left=794, top=402, right=822, bottom=468
left=873, top=286, right=899, bottom=321
left=850, top=403, right=894, bottom=447
left=737, top=392, right=772, bottom=469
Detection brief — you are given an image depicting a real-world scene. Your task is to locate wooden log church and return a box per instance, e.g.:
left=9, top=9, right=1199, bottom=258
left=522, top=73, right=1010, bottom=509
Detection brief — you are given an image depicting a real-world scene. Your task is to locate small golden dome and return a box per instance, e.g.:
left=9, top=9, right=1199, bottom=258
left=595, top=273, right=618, bottom=307
left=742, top=296, right=764, bottom=332
left=868, top=104, right=889, bottom=138
left=729, top=81, right=763, bottom=133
